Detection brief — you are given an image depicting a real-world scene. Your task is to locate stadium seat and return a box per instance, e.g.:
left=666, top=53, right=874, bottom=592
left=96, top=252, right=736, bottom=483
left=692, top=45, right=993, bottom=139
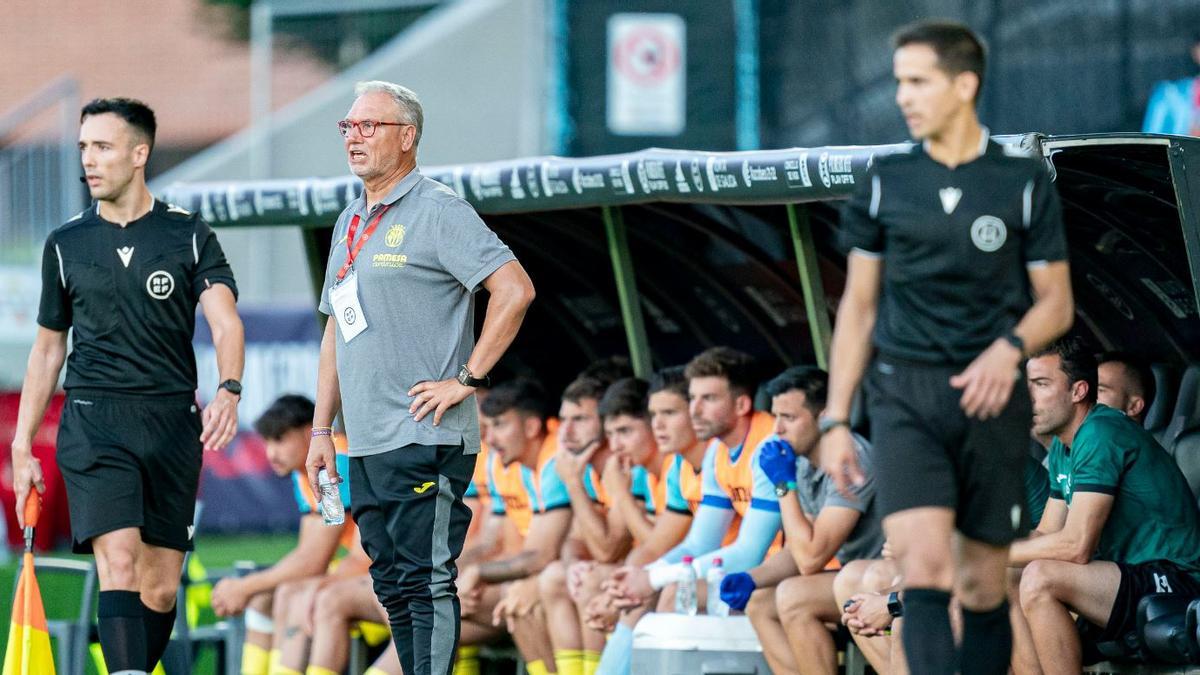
left=1148, top=364, right=1183, bottom=443
left=347, top=621, right=392, bottom=674
left=167, top=558, right=254, bottom=675
left=1163, top=367, right=1200, bottom=454
left=1083, top=662, right=1200, bottom=673
left=1164, top=367, right=1200, bottom=496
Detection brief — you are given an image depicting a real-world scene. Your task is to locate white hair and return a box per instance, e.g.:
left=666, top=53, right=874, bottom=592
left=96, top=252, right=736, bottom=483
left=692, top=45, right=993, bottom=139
left=354, top=80, right=423, bottom=147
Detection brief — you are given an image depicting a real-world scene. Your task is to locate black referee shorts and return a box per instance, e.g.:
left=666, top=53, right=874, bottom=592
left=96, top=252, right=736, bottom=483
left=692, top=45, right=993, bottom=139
left=56, top=392, right=203, bottom=553
left=865, top=357, right=1032, bottom=545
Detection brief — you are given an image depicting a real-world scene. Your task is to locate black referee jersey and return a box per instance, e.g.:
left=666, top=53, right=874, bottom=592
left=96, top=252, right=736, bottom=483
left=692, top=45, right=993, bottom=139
left=37, top=200, right=238, bottom=397
left=839, top=131, right=1068, bottom=365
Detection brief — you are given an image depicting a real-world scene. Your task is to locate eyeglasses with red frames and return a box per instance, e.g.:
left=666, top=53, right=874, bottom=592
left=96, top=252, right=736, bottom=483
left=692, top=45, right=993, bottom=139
left=336, top=119, right=410, bottom=138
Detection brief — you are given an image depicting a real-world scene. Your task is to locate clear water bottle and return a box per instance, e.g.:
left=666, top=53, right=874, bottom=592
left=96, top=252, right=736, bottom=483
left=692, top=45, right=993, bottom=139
left=706, top=557, right=729, bottom=617
left=318, top=468, right=345, bottom=526
left=675, top=556, right=698, bottom=615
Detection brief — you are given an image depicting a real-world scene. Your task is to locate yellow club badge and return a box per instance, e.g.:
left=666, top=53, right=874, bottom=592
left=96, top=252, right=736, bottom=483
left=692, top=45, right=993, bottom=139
left=385, top=223, right=405, bottom=248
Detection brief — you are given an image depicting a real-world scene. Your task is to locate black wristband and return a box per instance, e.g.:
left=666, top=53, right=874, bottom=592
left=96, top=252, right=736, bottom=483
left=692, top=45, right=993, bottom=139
left=1002, top=331, right=1026, bottom=358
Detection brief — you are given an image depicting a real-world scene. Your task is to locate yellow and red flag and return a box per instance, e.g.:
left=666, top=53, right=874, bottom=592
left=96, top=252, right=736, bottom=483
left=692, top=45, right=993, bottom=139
left=2, top=494, right=55, bottom=675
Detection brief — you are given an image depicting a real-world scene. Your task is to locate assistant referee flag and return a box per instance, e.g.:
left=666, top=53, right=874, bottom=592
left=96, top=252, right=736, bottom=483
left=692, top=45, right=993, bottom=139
left=3, top=495, right=55, bottom=675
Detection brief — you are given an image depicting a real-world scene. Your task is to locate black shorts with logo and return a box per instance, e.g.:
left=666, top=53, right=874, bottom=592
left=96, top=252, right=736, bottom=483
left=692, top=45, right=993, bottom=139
left=865, top=356, right=1032, bottom=545
left=1078, top=560, right=1200, bottom=665
left=56, top=391, right=203, bottom=553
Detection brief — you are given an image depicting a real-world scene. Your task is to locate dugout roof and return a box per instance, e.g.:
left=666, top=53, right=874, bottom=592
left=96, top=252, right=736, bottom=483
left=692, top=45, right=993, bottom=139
left=161, top=133, right=1200, bottom=394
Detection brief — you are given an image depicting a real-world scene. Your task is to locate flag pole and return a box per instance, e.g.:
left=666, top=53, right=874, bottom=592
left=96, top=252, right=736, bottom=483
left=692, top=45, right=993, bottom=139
left=20, top=492, right=40, bottom=675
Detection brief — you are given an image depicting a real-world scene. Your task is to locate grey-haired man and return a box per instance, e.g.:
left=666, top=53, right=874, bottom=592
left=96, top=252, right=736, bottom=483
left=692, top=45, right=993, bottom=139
left=306, top=81, right=535, bottom=675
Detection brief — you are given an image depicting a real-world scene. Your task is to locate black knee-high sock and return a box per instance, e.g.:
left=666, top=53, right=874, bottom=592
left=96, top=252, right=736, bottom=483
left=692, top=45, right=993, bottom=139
left=142, top=601, right=177, bottom=671
left=901, top=588, right=956, bottom=675
left=97, top=590, right=147, bottom=674
left=960, top=601, right=1012, bottom=675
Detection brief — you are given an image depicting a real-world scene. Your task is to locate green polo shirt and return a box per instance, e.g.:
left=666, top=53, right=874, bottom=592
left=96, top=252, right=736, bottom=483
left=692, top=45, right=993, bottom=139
left=1047, top=404, right=1200, bottom=572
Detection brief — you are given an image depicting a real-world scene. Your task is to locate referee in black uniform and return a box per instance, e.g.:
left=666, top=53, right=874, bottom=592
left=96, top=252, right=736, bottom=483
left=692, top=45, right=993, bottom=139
left=818, top=23, right=1073, bottom=675
left=10, top=98, right=244, bottom=675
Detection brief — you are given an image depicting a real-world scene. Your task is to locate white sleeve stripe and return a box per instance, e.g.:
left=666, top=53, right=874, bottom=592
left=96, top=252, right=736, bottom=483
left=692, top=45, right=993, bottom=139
left=1022, top=178, right=1034, bottom=229
left=192, top=232, right=199, bottom=264
left=850, top=247, right=883, bottom=259
left=1026, top=260, right=1049, bottom=269
left=868, top=174, right=881, bottom=219
left=54, top=244, right=66, bottom=287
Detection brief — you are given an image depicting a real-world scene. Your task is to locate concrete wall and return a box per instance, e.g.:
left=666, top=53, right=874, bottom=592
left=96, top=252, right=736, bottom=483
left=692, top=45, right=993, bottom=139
left=0, top=0, right=548, bottom=388
left=152, top=0, right=549, bottom=307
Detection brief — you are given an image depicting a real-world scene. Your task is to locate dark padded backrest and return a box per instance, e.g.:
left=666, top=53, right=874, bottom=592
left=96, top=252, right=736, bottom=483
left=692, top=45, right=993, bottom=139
left=1145, top=364, right=1181, bottom=435
left=1174, top=431, right=1200, bottom=499
left=1163, top=366, right=1200, bottom=453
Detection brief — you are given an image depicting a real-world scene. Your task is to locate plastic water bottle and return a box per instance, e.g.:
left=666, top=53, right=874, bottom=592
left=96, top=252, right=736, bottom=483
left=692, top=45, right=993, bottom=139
left=318, top=468, right=345, bottom=526
left=675, top=556, right=698, bottom=615
left=706, top=557, right=729, bottom=617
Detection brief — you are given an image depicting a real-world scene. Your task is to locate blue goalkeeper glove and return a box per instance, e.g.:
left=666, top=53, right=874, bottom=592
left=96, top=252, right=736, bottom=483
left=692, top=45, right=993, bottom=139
left=758, top=438, right=798, bottom=486
left=720, top=572, right=757, bottom=611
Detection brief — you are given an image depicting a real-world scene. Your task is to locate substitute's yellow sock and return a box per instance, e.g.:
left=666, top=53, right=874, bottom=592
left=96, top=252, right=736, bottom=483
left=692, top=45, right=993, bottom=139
left=526, top=659, right=550, bottom=675
left=305, top=666, right=338, bottom=675
left=454, top=645, right=481, bottom=675
left=241, top=643, right=270, bottom=675
left=268, top=654, right=302, bottom=675
left=555, top=649, right=585, bottom=675
left=364, top=668, right=394, bottom=675
left=582, top=649, right=600, bottom=675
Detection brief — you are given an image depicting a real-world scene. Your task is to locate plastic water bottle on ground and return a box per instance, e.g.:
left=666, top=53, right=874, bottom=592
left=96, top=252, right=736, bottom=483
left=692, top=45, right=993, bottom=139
left=675, top=556, right=698, bottom=615
left=318, top=468, right=345, bottom=526
left=706, top=557, right=729, bottom=617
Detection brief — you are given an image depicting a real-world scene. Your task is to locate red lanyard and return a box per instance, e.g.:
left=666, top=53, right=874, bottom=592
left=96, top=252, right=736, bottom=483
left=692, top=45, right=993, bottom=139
left=336, top=205, right=391, bottom=281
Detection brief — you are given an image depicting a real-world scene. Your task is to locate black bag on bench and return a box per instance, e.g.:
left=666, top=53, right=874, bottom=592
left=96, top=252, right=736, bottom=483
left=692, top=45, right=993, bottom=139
left=1135, top=593, right=1200, bottom=664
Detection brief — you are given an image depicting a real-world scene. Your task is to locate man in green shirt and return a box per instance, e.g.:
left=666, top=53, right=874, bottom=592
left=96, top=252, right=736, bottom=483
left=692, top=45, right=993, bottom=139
left=1096, top=351, right=1156, bottom=425
left=1010, top=337, right=1200, bottom=673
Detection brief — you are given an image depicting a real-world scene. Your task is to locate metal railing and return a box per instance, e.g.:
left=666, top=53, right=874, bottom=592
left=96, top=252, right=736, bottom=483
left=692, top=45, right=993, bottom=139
left=0, top=77, right=85, bottom=264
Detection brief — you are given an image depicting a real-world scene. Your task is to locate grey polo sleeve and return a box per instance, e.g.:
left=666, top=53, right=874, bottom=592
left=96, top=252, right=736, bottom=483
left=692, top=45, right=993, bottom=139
left=823, top=440, right=876, bottom=513
left=435, top=198, right=516, bottom=291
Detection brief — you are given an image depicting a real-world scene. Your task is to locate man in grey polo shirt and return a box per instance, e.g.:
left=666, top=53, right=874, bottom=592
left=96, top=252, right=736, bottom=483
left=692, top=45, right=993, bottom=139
left=723, top=366, right=883, bottom=675
left=306, top=80, right=535, bottom=675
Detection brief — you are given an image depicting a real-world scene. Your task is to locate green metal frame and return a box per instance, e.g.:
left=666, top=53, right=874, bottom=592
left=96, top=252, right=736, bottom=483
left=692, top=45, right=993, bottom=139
left=602, top=206, right=653, bottom=378
left=301, top=228, right=327, bottom=304
left=786, top=203, right=832, bottom=369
